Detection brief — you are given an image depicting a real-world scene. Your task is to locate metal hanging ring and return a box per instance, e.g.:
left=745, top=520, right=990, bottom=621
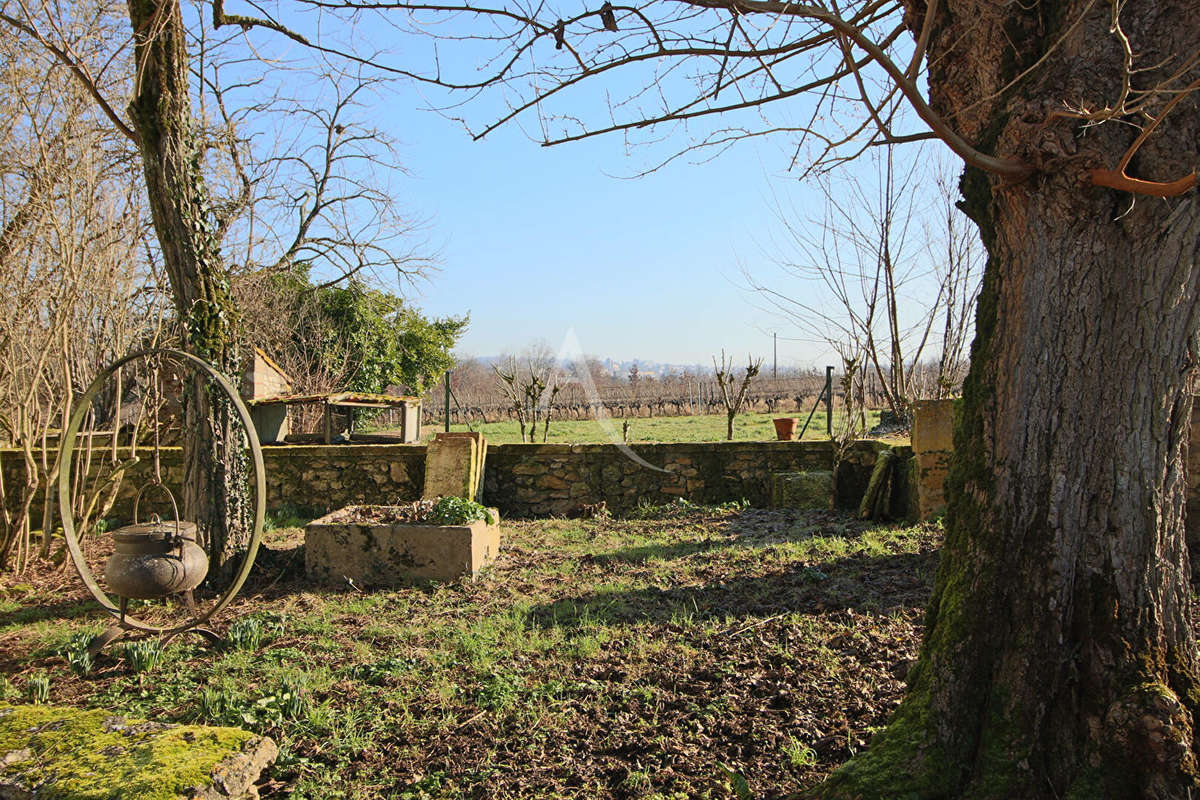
left=132, top=481, right=183, bottom=536
left=57, top=348, right=266, bottom=636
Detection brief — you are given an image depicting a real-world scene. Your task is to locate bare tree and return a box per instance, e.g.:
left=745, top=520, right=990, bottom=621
left=0, top=11, right=160, bottom=570
left=493, top=347, right=563, bottom=442
left=924, top=171, right=981, bottom=399
left=712, top=350, right=762, bottom=440
left=0, top=0, right=433, bottom=581
left=750, top=148, right=982, bottom=423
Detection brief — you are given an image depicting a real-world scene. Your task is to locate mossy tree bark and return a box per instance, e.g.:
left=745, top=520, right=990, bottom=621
left=125, top=0, right=250, bottom=584
left=819, top=1, right=1200, bottom=797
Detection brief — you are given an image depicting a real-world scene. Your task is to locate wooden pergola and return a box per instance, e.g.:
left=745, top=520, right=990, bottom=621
left=246, top=391, right=422, bottom=444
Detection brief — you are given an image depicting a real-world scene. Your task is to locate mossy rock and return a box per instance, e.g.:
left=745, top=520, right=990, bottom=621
left=0, top=704, right=276, bottom=799
left=769, top=470, right=834, bottom=510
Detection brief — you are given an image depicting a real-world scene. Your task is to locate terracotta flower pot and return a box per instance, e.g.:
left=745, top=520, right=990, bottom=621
left=773, top=417, right=799, bottom=441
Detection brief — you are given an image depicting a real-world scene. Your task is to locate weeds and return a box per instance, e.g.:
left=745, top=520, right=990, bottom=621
left=1, top=509, right=939, bottom=799
left=60, top=632, right=94, bottom=676
left=264, top=504, right=318, bottom=531
left=121, top=639, right=164, bottom=673
left=200, top=686, right=236, bottom=723
left=622, top=769, right=653, bottom=791
left=627, top=497, right=746, bottom=520
left=199, top=675, right=310, bottom=730
left=349, top=655, right=416, bottom=685
left=242, top=675, right=310, bottom=727
left=24, top=673, right=50, bottom=704
left=227, top=616, right=266, bottom=651
left=783, top=737, right=818, bottom=768
left=426, top=496, right=494, bottom=526
left=473, top=670, right=521, bottom=712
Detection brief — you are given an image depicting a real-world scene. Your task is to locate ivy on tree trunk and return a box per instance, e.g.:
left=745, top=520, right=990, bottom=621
left=125, top=0, right=250, bottom=585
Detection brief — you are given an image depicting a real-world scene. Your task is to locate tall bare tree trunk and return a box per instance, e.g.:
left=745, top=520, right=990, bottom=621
left=820, top=1, right=1200, bottom=796
left=125, top=0, right=249, bottom=584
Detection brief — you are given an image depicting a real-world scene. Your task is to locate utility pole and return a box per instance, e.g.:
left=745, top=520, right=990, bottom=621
left=444, top=370, right=451, bottom=433
left=773, top=333, right=777, bottom=380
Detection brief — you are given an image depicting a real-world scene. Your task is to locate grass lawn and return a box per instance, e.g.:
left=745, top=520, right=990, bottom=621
left=415, top=410, right=903, bottom=445
left=0, top=504, right=939, bottom=799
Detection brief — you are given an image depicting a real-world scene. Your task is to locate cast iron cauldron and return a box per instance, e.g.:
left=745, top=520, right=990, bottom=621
left=104, top=516, right=208, bottom=599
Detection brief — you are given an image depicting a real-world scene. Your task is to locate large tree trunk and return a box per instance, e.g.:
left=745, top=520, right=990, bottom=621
left=819, top=1, right=1200, bottom=797
left=125, top=0, right=250, bottom=584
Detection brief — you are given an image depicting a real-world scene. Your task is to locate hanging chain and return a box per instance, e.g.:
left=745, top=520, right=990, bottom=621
left=151, top=354, right=163, bottom=486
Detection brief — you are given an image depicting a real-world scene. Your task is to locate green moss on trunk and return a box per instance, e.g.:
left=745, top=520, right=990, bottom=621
left=810, top=163, right=1011, bottom=800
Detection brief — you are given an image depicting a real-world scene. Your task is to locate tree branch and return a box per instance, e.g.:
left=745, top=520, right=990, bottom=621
left=0, top=10, right=138, bottom=143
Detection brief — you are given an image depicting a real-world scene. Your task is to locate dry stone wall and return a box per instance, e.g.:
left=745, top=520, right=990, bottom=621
left=3, top=440, right=892, bottom=521
left=262, top=444, right=426, bottom=513
left=483, top=441, right=885, bottom=517
left=18, top=413, right=1200, bottom=526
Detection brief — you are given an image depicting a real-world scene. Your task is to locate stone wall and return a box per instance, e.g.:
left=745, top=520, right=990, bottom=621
left=3, top=440, right=891, bottom=522
left=263, top=444, right=425, bottom=513
left=18, top=410, right=1200, bottom=525
left=0, top=444, right=426, bottom=522
left=483, top=440, right=887, bottom=517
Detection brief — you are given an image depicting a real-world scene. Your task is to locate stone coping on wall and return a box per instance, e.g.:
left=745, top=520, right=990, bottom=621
left=1, top=438, right=843, bottom=458
left=486, top=440, right=837, bottom=455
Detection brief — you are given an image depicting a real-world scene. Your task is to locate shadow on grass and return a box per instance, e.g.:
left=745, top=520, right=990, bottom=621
left=591, top=508, right=886, bottom=566
left=0, top=598, right=101, bottom=629
left=526, top=548, right=936, bottom=630
left=241, top=543, right=463, bottom=601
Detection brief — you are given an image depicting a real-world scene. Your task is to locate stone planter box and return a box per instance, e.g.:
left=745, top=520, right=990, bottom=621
left=305, top=506, right=501, bottom=586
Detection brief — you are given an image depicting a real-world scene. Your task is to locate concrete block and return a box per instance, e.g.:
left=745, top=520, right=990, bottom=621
left=915, top=450, right=951, bottom=520
left=400, top=402, right=421, bottom=443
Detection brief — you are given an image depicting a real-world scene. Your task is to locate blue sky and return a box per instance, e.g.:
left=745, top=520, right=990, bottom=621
left=210, top=6, right=967, bottom=370
left=401, top=116, right=804, bottom=366
left=369, top=89, right=923, bottom=369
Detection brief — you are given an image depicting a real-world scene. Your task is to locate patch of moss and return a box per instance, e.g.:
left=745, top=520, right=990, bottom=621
left=809, top=678, right=956, bottom=799
left=1063, top=767, right=1103, bottom=800
left=969, top=688, right=1027, bottom=798
left=0, top=704, right=254, bottom=799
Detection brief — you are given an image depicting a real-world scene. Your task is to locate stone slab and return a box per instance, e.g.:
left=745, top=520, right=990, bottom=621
left=769, top=470, right=834, bottom=511
left=911, top=398, right=956, bottom=454
left=423, top=432, right=486, bottom=501
left=0, top=704, right=276, bottom=800
left=915, top=450, right=951, bottom=520
left=305, top=508, right=501, bottom=585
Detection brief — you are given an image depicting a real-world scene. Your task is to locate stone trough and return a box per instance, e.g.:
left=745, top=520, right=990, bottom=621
left=304, top=505, right=501, bottom=587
